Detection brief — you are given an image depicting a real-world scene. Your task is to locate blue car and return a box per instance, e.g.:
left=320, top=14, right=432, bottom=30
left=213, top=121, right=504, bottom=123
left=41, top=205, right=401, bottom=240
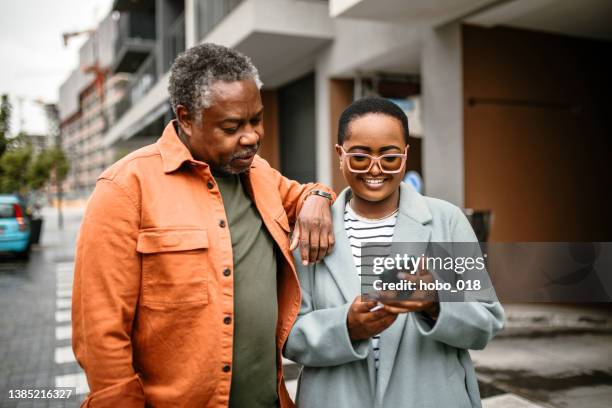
left=0, top=194, right=31, bottom=259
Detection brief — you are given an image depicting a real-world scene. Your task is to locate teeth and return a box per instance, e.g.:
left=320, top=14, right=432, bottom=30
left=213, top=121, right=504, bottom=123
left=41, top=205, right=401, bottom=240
left=364, top=178, right=384, bottom=185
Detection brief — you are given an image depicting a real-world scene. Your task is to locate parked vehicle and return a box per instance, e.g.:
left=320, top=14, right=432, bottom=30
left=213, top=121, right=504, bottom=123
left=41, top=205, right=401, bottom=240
left=0, top=194, right=31, bottom=259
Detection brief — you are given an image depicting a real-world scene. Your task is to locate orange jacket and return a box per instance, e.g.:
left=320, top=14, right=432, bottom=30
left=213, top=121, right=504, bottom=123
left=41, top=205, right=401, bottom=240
left=72, top=121, right=334, bottom=407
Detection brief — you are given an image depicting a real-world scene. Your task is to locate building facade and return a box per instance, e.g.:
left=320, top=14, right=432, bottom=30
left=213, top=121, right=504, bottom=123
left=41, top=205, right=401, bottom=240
left=60, top=0, right=612, bottom=241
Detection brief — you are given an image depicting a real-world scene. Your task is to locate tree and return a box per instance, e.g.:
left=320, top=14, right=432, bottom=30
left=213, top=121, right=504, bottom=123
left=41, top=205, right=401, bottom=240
left=0, top=95, right=71, bottom=227
left=0, top=138, right=32, bottom=193
left=0, top=94, right=10, bottom=158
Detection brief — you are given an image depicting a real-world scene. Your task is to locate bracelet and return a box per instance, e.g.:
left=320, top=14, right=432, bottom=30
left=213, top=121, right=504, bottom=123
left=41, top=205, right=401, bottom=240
left=308, top=189, right=333, bottom=202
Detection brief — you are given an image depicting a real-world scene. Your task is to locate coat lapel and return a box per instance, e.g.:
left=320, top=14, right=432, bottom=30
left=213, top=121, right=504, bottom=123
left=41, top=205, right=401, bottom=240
left=323, top=183, right=435, bottom=403
left=376, top=183, right=433, bottom=403
left=323, top=188, right=361, bottom=303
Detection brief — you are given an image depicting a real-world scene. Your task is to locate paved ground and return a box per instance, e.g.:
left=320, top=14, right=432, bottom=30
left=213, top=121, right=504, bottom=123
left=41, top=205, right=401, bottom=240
left=0, top=206, right=610, bottom=407
left=0, top=208, right=86, bottom=407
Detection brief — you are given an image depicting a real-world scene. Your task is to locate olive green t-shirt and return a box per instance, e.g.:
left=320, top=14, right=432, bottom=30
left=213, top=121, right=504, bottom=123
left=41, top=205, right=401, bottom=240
left=215, top=173, right=279, bottom=408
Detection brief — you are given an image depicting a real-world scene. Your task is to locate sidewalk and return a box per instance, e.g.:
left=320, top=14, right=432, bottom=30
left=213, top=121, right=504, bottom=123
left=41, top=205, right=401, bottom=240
left=499, top=303, right=612, bottom=337
left=37, top=206, right=612, bottom=408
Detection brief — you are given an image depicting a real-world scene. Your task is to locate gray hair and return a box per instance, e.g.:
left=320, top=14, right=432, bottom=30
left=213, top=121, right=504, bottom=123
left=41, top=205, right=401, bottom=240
left=168, top=43, right=263, bottom=118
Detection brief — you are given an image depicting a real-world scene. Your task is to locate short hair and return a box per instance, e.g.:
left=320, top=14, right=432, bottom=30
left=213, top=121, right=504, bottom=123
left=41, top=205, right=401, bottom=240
left=337, top=97, right=409, bottom=144
left=168, top=43, right=263, bottom=117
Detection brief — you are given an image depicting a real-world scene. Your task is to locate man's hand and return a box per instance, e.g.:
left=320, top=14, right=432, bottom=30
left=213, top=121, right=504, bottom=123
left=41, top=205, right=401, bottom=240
left=290, top=195, right=334, bottom=265
left=379, top=269, right=440, bottom=318
left=347, top=296, right=398, bottom=341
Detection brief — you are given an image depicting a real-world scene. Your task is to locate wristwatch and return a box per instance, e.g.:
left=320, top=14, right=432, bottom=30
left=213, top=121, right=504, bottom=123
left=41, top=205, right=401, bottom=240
left=308, top=189, right=333, bottom=202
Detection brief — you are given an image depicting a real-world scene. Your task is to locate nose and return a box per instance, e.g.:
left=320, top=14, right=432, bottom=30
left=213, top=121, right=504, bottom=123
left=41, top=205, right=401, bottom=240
left=369, top=160, right=382, bottom=176
left=239, top=127, right=260, bottom=146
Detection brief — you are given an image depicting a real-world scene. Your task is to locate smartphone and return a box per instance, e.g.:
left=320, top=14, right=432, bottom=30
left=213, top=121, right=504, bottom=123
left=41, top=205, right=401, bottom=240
left=369, top=302, right=385, bottom=312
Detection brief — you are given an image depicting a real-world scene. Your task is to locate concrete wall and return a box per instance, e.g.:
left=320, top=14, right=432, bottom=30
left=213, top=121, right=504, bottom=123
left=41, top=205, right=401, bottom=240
left=463, top=24, right=612, bottom=241
left=421, top=22, right=464, bottom=206
left=259, top=90, right=280, bottom=169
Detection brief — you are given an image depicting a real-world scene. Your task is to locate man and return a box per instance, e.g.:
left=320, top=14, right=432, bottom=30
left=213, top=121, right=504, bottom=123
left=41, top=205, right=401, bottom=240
left=72, top=43, right=335, bottom=407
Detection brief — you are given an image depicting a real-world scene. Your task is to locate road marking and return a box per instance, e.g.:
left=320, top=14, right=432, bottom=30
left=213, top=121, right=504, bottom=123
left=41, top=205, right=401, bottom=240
left=55, top=310, right=71, bottom=323
left=57, top=281, right=73, bottom=291
left=57, top=298, right=72, bottom=309
left=56, top=262, right=75, bottom=273
left=54, top=345, right=76, bottom=364
left=56, top=273, right=72, bottom=282
left=55, top=373, right=89, bottom=395
left=57, top=289, right=72, bottom=298
left=55, top=325, right=72, bottom=341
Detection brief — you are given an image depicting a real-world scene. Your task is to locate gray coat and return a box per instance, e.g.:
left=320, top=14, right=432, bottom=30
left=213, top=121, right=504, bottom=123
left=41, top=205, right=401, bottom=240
left=285, top=183, right=505, bottom=408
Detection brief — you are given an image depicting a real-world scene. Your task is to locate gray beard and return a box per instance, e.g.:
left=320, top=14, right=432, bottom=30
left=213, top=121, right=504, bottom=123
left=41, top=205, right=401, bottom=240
left=210, top=163, right=247, bottom=175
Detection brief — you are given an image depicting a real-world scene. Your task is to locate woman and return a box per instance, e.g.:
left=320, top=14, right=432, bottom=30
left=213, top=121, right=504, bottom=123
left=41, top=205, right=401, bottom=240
left=285, top=97, right=505, bottom=408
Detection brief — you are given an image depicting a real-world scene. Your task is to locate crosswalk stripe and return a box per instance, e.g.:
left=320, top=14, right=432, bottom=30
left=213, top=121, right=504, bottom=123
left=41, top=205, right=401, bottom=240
left=55, top=325, right=72, bottom=341
left=56, top=274, right=73, bottom=282
left=55, top=310, right=71, bottom=323
left=57, top=289, right=72, bottom=298
left=55, top=373, right=89, bottom=395
left=54, top=346, right=76, bottom=364
left=57, top=298, right=72, bottom=309
left=57, top=281, right=73, bottom=290
left=56, top=262, right=75, bottom=272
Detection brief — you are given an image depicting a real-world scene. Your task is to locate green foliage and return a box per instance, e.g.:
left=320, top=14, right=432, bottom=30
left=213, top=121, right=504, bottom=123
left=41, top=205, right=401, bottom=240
left=26, top=148, right=53, bottom=190
left=0, top=137, right=32, bottom=193
left=0, top=94, right=10, bottom=157
left=0, top=94, right=70, bottom=194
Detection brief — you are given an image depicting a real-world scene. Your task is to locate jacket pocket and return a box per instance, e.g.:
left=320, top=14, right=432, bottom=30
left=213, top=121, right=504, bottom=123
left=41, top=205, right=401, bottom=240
left=137, top=227, right=209, bottom=309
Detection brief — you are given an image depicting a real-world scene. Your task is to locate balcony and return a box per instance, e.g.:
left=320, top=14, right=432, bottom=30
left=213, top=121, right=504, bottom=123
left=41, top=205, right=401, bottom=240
left=200, top=0, right=334, bottom=87
left=163, top=11, right=186, bottom=72
left=198, top=0, right=244, bottom=40
left=113, top=10, right=156, bottom=73
left=330, top=0, right=496, bottom=25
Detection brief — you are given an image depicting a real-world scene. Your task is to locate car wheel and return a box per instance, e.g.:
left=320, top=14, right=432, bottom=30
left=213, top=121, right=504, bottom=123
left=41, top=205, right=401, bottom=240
left=17, top=243, right=31, bottom=261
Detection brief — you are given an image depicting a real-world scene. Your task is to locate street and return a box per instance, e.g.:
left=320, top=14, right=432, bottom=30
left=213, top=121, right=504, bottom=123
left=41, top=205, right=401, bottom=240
left=0, top=207, right=611, bottom=407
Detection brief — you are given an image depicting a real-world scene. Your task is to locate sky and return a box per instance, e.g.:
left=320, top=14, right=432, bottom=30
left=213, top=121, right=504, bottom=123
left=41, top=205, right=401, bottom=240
left=0, top=0, right=113, bottom=136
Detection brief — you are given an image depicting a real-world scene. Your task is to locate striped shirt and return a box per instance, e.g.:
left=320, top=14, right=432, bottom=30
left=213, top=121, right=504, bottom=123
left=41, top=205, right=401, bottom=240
left=344, top=201, right=398, bottom=370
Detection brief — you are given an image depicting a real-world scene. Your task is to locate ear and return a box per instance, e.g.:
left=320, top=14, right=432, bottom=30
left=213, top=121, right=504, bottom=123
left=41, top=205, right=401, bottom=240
left=335, top=144, right=344, bottom=168
left=176, top=105, right=194, bottom=137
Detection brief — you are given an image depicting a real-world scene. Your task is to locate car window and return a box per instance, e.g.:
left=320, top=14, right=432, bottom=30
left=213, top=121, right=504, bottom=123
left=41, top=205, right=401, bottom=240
left=0, top=203, right=15, bottom=218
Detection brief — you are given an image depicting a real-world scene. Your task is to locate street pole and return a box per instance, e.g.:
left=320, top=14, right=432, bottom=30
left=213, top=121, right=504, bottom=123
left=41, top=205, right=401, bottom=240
left=41, top=103, right=63, bottom=230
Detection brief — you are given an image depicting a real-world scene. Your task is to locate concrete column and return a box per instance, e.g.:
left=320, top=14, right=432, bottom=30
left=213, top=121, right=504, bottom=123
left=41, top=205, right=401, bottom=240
left=185, top=0, right=198, bottom=48
left=314, top=48, right=333, bottom=187
left=421, top=22, right=464, bottom=206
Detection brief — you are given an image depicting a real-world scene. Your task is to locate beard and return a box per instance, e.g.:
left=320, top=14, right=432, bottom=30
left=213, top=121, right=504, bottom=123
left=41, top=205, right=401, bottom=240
left=211, top=144, right=259, bottom=175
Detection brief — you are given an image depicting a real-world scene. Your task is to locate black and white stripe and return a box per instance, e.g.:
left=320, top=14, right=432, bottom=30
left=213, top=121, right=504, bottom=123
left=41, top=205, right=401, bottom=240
left=344, top=203, right=398, bottom=370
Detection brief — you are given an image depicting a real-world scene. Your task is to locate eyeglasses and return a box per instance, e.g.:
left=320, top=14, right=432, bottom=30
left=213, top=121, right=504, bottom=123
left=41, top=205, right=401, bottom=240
left=338, top=145, right=409, bottom=174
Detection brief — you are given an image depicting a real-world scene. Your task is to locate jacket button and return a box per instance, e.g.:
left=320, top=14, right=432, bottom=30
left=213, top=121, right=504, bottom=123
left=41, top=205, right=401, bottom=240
left=223, top=268, right=231, bottom=277
left=222, top=365, right=231, bottom=373
left=219, top=219, right=226, bottom=228
left=207, top=181, right=214, bottom=189
left=224, top=316, right=232, bottom=325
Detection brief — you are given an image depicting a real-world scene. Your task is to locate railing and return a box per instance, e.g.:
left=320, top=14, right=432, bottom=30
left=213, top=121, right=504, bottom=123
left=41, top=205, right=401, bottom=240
left=130, top=51, right=157, bottom=105
left=198, top=0, right=244, bottom=41
left=115, top=11, right=156, bottom=52
left=164, top=11, right=186, bottom=72
left=112, top=92, right=132, bottom=124
left=114, top=10, right=156, bottom=74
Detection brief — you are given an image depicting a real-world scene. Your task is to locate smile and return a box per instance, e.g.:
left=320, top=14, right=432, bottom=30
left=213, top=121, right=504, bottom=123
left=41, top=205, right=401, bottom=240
left=363, top=178, right=386, bottom=186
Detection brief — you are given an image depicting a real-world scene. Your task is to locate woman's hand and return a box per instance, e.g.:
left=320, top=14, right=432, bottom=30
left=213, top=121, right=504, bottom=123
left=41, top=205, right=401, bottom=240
left=379, top=269, right=440, bottom=319
left=347, top=296, right=398, bottom=341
